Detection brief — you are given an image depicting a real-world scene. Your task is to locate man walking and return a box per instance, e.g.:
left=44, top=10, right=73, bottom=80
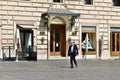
left=68, top=41, right=78, bottom=68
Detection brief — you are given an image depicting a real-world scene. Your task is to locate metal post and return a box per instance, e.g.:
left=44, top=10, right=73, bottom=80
left=47, top=32, right=48, bottom=60
left=9, top=46, right=10, bottom=60
left=2, top=47, right=4, bottom=61
left=29, top=46, right=31, bottom=60
left=47, top=20, right=48, bottom=60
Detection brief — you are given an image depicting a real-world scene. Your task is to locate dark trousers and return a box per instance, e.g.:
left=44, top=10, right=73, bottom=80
left=70, top=54, right=77, bottom=68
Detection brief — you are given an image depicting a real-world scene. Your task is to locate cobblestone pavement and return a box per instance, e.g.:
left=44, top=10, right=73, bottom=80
left=0, top=59, right=120, bottom=80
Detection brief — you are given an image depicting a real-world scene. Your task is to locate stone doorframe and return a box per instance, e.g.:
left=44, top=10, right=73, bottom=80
left=47, top=16, right=70, bottom=59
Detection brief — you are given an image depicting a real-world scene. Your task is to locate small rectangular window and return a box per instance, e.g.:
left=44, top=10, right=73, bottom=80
left=53, top=0, right=63, bottom=3
left=21, top=0, right=30, bottom=1
left=84, top=0, right=93, bottom=5
left=113, top=0, right=120, bottom=6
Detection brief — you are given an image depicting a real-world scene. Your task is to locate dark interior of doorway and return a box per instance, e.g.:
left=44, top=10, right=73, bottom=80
left=19, top=29, right=37, bottom=61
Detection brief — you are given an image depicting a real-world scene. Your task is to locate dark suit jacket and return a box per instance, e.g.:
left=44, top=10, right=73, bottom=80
left=68, top=44, right=78, bottom=56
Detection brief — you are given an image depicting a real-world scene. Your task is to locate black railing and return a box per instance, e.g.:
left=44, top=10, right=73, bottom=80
left=21, top=46, right=37, bottom=61
left=2, top=46, right=37, bottom=61
left=2, top=46, right=15, bottom=61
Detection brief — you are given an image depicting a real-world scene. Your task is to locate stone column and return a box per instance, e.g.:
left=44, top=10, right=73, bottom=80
left=47, top=27, right=51, bottom=59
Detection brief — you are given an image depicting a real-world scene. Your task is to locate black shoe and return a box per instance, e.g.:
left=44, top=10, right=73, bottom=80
left=75, top=64, right=77, bottom=67
left=70, top=66, right=73, bottom=68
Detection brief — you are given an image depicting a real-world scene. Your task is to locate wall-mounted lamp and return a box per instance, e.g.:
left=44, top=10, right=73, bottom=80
left=42, top=13, right=49, bottom=20
left=70, top=16, right=75, bottom=27
left=44, top=22, right=47, bottom=26
left=68, top=37, right=71, bottom=42
left=41, top=13, right=50, bottom=30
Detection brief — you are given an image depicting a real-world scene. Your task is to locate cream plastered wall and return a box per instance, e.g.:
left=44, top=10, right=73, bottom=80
left=1, top=0, right=120, bottom=59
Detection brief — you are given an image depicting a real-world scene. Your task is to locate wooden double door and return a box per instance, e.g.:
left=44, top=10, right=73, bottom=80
left=50, top=24, right=66, bottom=57
left=111, top=32, right=120, bottom=56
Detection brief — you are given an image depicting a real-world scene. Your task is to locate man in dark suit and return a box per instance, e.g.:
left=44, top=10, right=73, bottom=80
left=68, top=41, right=78, bottom=68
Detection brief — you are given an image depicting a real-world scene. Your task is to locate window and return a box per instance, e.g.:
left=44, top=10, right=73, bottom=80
left=65, top=0, right=79, bottom=1
left=84, top=0, right=93, bottom=5
left=113, top=0, right=120, bottom=6
left=21, top=0, right=30, bottom=1
left=82, top=33, right=96, bottom=51
left=110, top=28, right=120, bottom=56
left=53, top=0, right=63, bottom=3
left=82, top=26, right=96, bottom=56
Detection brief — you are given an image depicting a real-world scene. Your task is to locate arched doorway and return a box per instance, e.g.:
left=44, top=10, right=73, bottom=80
left=50, top=17, right=66, bottom=57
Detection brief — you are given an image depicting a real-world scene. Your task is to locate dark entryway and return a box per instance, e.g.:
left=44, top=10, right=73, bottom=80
left=19, top=29, right=37, bottom=61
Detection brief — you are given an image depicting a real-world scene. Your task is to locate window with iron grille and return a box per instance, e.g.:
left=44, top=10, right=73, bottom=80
left=53, top=0, right=63, bottom=3
left=20, top=0, right=30, bottom=1
left=113, top=0, right=120, bottom=6
left=84, top=0, right=93, bottom=5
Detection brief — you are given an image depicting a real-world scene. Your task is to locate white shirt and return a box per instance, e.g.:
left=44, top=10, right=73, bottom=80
left=71, top=45, right=74, bottom=53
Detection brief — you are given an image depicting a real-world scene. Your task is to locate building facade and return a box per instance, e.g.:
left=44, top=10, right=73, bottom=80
left=0, top=0, right=120, bottom=60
